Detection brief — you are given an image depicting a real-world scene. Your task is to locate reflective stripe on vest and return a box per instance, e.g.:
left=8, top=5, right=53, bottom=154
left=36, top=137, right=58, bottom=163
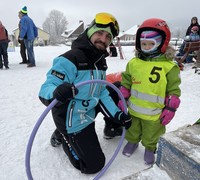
left=128, top=100, right=162, bottom=115
left=131, top=89, right=164, bottom=104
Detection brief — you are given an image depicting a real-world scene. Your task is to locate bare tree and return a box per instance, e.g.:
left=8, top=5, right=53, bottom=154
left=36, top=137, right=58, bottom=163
left=170, top=24, right=187, bottom=39
left=172, top=28, right=186, bottom=39
left=43, top=10, right=68, bottom=45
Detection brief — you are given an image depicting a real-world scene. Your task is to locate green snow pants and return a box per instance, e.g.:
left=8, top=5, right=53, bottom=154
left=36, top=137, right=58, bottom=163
left=125, top=116, right=166, bottom=151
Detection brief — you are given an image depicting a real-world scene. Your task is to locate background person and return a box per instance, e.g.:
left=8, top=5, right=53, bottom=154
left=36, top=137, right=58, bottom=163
left=186, top=16, right=200, bottom=36
left=0, top=21, right=9, bottom=69
left=19, top=6, right=38, bottom=67
left=18, top=11, right=29, bottom=64
left=109, top=42, right=118, bottom=57
left=176, top=25, right=200, bottom=64
left=194, top=50, right=200, bottom=74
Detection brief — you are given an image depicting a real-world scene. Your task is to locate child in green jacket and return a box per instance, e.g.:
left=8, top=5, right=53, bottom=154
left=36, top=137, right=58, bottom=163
left=118, top=18, right=181, bottom=165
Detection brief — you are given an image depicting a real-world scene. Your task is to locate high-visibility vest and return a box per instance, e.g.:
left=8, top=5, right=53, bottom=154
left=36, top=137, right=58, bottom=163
left=127, top=58, right=176, bottom=120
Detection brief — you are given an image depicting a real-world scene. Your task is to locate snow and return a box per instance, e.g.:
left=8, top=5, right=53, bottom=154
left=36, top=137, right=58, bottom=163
left=0, top=45, right=199, bottom=180
left=162, top=124, right=200, bottom=163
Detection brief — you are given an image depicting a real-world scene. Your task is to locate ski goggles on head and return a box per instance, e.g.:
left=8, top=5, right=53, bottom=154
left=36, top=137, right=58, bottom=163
left=93, top=12, right=119, bottom=37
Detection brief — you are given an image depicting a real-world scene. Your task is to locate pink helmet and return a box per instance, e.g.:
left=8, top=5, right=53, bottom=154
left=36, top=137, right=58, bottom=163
left=191, top=26, right=199, bottom=32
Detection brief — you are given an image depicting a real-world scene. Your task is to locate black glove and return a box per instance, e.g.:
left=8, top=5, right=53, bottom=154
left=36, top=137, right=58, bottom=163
left=114, top=111, right=132, bottom=129
left=53, top=82, right=78, bottom=103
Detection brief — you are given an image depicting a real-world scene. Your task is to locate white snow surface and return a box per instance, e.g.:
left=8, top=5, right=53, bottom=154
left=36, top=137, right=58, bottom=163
left=0, top=45, right=199, bottom=180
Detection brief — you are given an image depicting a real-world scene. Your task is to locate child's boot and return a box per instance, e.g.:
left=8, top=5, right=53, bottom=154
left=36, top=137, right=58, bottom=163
left=144, top=149, right=155, bottom=165
left=122, top=142, right=138, bottom=157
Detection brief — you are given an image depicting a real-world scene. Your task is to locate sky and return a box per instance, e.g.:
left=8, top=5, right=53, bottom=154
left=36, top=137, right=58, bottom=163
left=0, top=45, right=199, bottom=179
left=1, top=0, right=200, bottom=35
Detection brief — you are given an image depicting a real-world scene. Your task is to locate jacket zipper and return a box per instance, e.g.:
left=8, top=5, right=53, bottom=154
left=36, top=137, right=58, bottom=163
left=89, top=70, right=94, bottom=96
left=68, top=101, right=76, bottom=127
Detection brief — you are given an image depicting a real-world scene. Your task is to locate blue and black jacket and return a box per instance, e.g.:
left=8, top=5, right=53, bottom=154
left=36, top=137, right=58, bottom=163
left=39, top=30, right=120, bottom=134
left=19, top=14, right=38, bottom=40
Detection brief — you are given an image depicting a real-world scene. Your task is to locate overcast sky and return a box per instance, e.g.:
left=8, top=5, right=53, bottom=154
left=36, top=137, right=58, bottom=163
left=1, top=0, right=200, bottom=35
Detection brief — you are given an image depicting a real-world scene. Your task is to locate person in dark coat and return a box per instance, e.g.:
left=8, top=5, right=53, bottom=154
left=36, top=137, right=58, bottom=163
left=186, top=16, right=200, bottom=36
left=109, top=42, right=118, bottom=57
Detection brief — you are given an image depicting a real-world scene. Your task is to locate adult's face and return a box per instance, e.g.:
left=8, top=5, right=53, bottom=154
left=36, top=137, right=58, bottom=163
left=90, top=30, right=112, bottom=51
left=192, top=19, right=197, bottom=24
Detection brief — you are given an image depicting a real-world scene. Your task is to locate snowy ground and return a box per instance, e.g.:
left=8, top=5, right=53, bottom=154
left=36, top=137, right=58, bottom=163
left=0, top=45, right=199, bottom=180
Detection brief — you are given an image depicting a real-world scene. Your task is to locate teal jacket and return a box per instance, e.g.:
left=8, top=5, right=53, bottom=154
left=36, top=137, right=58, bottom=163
left=39, top=31, right=120, bottom=134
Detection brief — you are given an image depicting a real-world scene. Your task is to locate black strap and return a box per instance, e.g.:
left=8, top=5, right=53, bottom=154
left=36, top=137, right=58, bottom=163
left=165, top=106, right=176, bottom=112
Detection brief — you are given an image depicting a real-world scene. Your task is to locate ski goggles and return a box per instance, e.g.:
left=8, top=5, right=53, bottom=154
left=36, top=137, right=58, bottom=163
left=93, top=13, right=119, bottom=37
